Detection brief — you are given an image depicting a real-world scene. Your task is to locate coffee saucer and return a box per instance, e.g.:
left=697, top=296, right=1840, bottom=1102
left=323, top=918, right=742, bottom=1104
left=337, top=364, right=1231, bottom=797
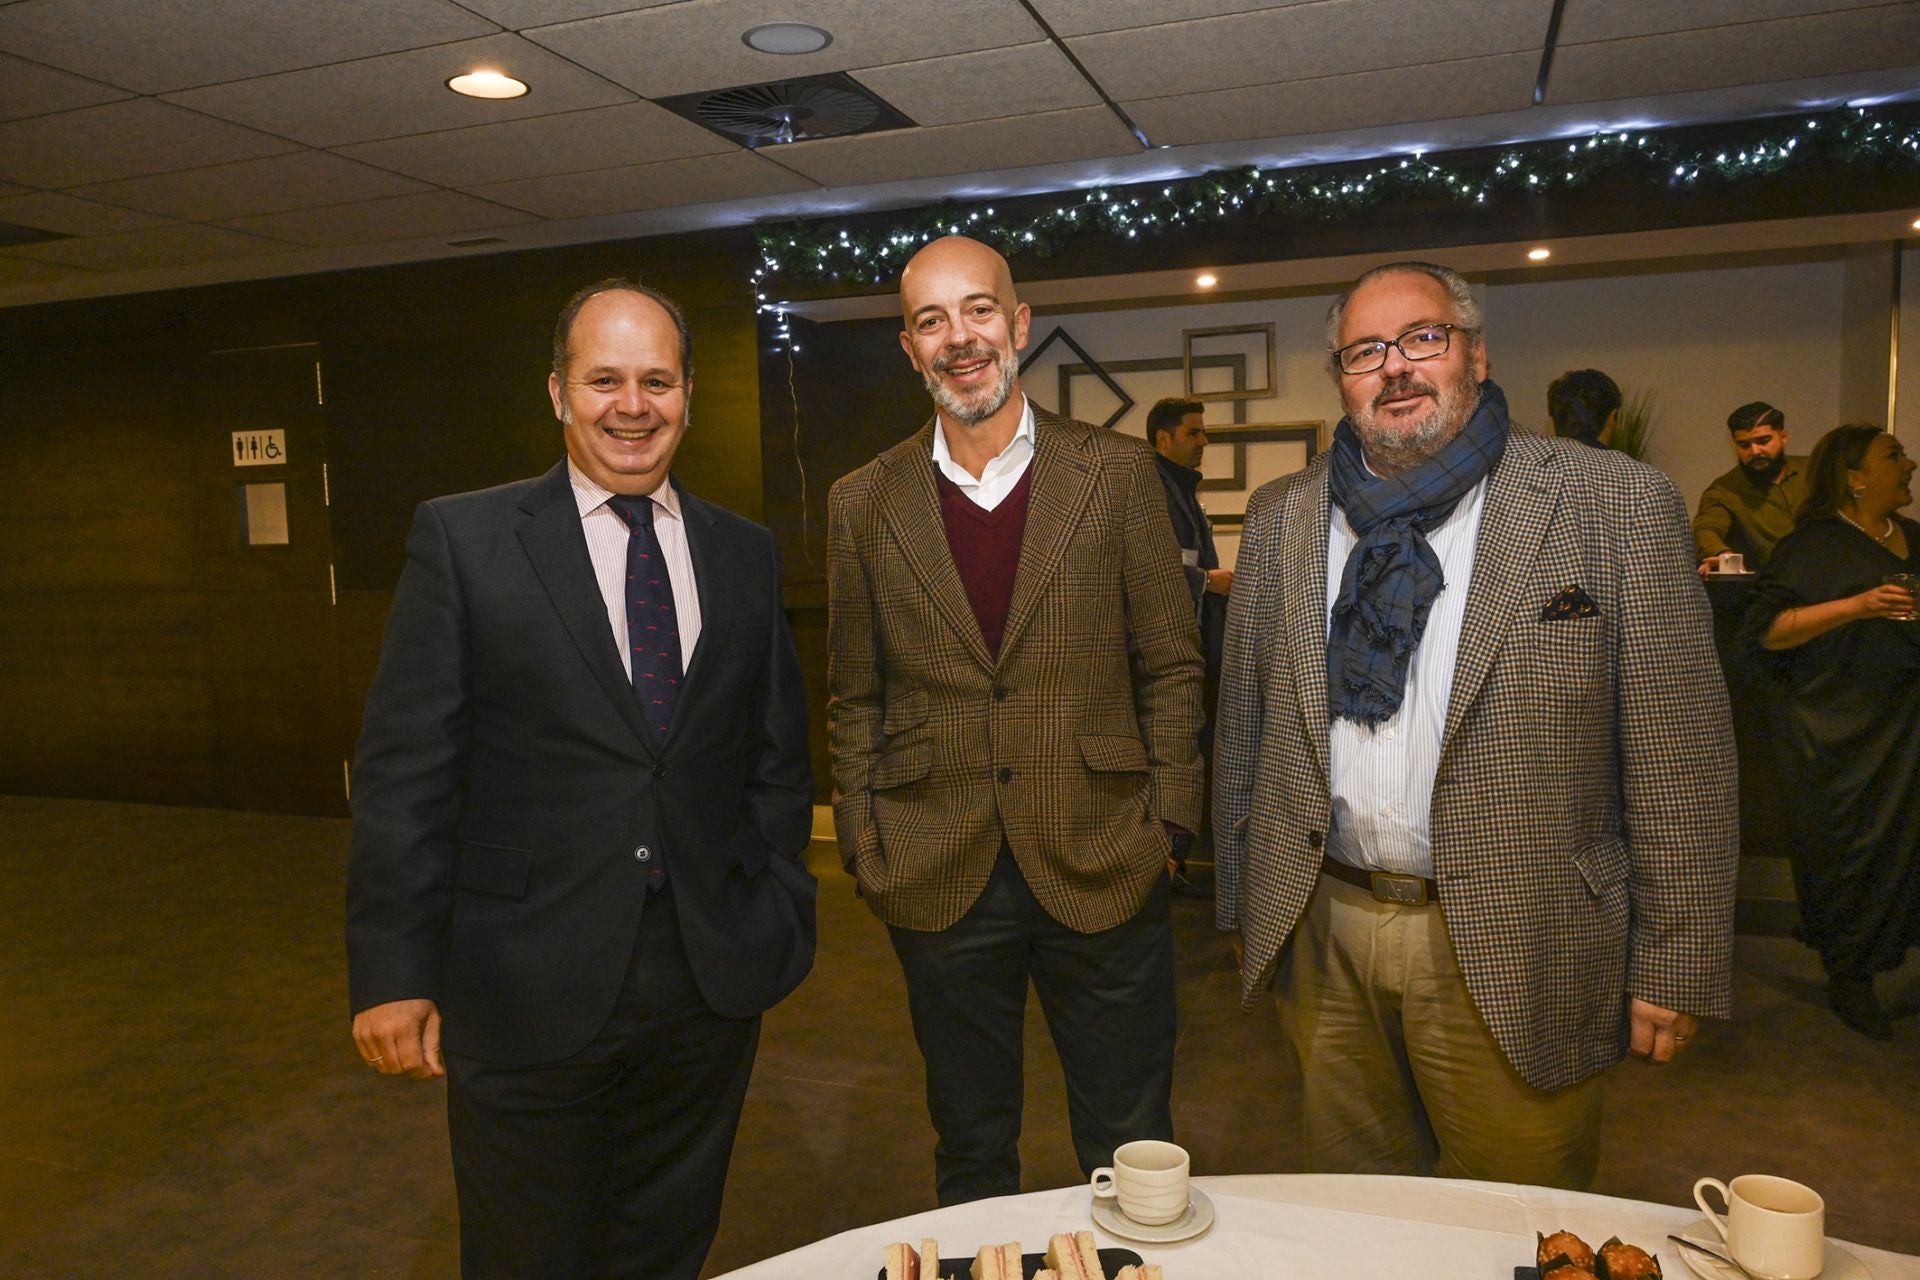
left=1090, top=1187, right=1215, bottom=1244
left=1671, top=1218, right=1865, bottom=1280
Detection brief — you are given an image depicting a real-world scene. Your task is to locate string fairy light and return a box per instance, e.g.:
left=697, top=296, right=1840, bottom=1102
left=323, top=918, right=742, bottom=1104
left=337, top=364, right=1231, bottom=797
left=750, top=104, right=1920, bottom=294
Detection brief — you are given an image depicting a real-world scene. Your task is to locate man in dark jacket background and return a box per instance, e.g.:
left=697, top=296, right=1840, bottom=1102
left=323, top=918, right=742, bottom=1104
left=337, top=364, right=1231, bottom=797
left=1148, top=397, right=1231, bottom=892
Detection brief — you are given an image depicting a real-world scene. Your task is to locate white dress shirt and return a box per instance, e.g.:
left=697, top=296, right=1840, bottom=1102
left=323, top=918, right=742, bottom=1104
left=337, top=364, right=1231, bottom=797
left=1323, top=474, right=1488, bottom=879
left=570, top=462, right=702, bottom=675
left=931, top=397, right=1036, bottom=511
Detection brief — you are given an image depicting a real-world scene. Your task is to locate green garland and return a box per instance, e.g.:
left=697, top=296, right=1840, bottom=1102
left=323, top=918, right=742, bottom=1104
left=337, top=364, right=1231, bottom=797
left=752, top=104, right=1919, bottom=306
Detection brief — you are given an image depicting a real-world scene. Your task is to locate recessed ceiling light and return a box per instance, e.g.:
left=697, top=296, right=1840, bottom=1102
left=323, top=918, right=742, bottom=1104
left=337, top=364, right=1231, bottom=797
left=1911, top=216, right=1920, bottom=231
left=1195, top=273, right=1218, bottom=288
left=447, top=69, right=528, bottom=99
left=743, top=22, right=832, bottom=54
left=1526, top=247, right=1552, bottom=261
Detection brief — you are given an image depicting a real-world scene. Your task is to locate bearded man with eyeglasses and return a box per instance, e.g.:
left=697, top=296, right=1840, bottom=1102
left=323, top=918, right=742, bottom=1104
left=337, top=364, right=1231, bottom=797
left=1211, top=261, right=1737, bottom=1188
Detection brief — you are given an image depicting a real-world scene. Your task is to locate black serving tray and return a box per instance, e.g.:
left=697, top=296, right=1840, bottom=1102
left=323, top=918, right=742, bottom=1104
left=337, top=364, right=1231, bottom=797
left=876, top=1246, right=1144, bottom=1279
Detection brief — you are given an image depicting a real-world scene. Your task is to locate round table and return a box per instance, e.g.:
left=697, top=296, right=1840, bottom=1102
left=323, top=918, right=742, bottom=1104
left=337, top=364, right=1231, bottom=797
left=713, top=1174, right=1919, bottom=1280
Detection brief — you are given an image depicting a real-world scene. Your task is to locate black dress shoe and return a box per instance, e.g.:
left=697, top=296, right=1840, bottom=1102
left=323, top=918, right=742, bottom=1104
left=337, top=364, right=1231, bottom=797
left=1830, top=975, right=1894, bottom=1040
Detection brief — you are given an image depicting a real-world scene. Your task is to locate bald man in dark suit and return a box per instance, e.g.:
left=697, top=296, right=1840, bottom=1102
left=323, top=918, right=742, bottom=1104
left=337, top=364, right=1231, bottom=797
left=348, top=279, right=815, bottom=1279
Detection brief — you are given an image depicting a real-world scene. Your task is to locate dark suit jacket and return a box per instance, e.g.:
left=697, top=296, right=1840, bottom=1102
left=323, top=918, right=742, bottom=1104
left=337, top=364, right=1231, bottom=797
left=826, top=406, right=1205, bottom=934
left=1214, top=430, right=1737, bottom=1091
left=347, top=462, right=816, bottom=1068
left=1155, top=452, right=1225, bottom=674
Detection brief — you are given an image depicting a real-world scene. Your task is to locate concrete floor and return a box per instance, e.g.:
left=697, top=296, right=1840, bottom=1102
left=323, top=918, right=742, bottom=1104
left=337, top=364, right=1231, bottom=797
left=2, top=794, right=1915, bottom=1278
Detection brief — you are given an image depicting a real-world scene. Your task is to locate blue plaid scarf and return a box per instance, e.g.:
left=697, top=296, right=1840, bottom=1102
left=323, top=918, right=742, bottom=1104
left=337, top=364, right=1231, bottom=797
left=1326, top=380, right=1510, bottom=726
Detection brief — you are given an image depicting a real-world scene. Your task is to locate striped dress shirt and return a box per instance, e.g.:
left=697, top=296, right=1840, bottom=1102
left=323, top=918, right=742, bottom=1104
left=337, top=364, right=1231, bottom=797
left=1322, top=474, right=1488, bottom=879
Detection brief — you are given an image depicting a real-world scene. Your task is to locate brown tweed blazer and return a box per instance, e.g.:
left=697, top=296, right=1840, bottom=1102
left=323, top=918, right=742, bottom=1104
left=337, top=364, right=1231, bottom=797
left=1212, top=429, right=1738, bottom=1091
left=827, top=405, right=1205, bottom=934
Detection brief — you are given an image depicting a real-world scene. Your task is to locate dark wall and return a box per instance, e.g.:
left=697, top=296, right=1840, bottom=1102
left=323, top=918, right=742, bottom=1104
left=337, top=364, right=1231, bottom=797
left=0, top=230, right=766, bottom=815
left=757, top=313, right=931, bottom=800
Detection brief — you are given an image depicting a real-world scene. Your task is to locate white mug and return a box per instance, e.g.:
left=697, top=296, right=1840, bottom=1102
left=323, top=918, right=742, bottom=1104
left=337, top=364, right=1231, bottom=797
left=1717, top=551, right=1746, bottom=574
left=1090, top=1139, right=1189, bottom=1226
left=1693, top=1174, right=1825, bottom=1280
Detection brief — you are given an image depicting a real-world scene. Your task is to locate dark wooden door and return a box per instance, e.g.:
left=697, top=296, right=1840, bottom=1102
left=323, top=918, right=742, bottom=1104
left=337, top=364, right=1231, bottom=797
left=195, top=343, right=348, bottom=815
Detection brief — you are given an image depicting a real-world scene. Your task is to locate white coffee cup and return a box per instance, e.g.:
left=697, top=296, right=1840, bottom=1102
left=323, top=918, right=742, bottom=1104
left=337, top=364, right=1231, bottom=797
left=1090, top=1139, right=1189, bottom=1226
left=1693, top=1174, right=1826, bottom=1280
left=1717, top=551, right=1746, bottom=574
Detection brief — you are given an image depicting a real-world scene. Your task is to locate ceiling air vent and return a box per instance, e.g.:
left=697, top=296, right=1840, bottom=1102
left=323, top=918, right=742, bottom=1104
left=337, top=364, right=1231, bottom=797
left=658, top=73, right=913, bottom=148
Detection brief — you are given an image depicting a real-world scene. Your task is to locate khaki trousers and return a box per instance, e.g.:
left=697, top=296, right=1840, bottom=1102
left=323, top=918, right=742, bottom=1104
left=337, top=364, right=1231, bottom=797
left=1278, top=869, right=1602, bottom=1189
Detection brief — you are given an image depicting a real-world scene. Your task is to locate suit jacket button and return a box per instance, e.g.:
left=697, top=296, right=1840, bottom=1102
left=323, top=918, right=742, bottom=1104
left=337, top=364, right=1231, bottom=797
left=1307, top=829, right=1325, bottom=848
left=998, top=767, right=1014, bottom=783
left=993, top=685, right=1009, bottom=701
left=653, top=763, right=668, bottom=780
left=634, top=845, right=651, bottom=862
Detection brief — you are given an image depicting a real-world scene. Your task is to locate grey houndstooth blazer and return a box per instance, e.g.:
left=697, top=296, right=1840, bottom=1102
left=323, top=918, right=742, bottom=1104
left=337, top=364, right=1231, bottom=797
left=827, top=406, right=1205, bottom=934
left=1212, top=428, right=1738, bottom=1091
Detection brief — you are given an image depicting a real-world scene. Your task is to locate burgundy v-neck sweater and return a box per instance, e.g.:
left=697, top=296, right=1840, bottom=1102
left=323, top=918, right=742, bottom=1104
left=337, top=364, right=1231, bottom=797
left=935, top=466, right=1034, bottom=658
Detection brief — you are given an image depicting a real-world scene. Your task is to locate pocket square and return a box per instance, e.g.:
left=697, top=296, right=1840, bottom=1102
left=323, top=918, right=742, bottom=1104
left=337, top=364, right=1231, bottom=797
left=1541, top=584, right=1599, bottom=620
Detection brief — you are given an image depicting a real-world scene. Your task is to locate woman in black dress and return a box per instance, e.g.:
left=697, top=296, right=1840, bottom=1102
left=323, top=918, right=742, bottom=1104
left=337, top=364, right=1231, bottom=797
left=1742, top=423, right=1920, bottom=1039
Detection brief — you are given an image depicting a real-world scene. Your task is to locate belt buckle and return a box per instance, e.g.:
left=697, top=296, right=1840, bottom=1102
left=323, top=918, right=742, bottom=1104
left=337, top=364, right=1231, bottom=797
left=1368, top=871, right=1428, bottom=906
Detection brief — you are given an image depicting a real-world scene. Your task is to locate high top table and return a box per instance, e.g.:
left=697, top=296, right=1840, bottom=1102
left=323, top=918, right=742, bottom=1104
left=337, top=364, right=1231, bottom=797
left=714, top=1174, right=1919, bottom=1280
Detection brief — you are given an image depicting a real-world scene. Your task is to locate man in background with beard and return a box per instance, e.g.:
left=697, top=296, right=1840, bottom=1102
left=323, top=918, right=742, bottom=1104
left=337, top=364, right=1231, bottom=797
left=1212, top=261, right=1736, bottom=1188
left=826, top=235, right=1204, bottom=1204
left=1693, top=401, right=1808, bottom=573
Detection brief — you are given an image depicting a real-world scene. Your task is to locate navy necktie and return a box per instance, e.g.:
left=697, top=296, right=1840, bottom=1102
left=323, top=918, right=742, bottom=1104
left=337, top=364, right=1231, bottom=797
left=607, top=493, right=683, bottom=742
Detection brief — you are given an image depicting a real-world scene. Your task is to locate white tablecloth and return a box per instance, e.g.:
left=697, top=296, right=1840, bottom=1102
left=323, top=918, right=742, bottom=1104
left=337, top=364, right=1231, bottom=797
left=714, top=1174, right=1920, bottom=1280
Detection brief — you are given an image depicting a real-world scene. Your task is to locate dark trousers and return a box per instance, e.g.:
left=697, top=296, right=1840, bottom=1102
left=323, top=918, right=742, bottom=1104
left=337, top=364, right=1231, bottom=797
left=888, top=854, right=1176, bottom=1205
left=445, top=888, right=760, bottom=1280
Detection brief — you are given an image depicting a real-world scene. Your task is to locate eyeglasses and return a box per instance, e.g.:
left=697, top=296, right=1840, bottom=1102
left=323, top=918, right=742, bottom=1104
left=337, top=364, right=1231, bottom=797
left=1332, top=323, right=1472, bottom=375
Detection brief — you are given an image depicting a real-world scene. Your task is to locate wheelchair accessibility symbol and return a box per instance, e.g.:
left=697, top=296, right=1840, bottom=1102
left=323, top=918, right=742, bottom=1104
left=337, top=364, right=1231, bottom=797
left=231, top=430, right=287, bottom=466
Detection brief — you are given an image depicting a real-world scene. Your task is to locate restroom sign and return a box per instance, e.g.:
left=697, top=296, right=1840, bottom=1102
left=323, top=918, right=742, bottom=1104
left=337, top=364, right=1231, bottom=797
left=231, top=430, right=286, bottom=467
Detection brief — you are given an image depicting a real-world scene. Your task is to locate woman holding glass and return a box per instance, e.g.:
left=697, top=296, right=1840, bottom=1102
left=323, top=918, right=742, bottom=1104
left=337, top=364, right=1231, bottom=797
left=1742, top=423, right=1920, bottom=1039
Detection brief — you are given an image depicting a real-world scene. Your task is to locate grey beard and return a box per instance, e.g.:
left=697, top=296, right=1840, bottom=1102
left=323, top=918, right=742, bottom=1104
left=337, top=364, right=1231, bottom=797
left=1353, top=373, right=1480, bottom=476
left=926, top=353, right=1017, bottom=425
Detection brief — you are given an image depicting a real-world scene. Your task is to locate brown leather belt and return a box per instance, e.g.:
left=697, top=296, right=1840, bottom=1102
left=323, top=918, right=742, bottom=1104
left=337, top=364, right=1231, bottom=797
left=1320, top=856, right=1436, bottom=906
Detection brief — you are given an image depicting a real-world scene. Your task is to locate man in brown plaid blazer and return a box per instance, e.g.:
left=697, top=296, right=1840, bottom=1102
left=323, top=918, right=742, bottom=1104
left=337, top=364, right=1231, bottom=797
left=827, top=236, right=1205, bottom=1204
left=1214, top=261, right=1737, bottom=1189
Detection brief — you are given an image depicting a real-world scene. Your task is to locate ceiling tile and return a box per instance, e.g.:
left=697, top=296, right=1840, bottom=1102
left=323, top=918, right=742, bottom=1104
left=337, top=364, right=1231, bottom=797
left=469, top=149, right=817, bottom=220
left=524, top=0, right=1042, bottom=99
left=761, top=105, right=1139, bottom=189
left=1126, top=51, right=1538, bottom=147
left=1557, top=0, right=1885, bottom=44
left=70, top=151, right=434, bottom=221
left=0, top=51, right=130, bottom=121
left=1028, top=0, right=1313, bottom=38
left=0, top=0, right=500, bottom=94
left=0, top=190, right=173, bottom=235
left=217, top=190, right=539, bottom=246
left=1, top=222, right=293, bottom=271
left=851, top=42, right=1101, bottom=127
left=1067, top=0, right=1554, bottom=101
left=335, top=101, right=733, bottom=188
left=0, top=98, right=300, bottom=188
left=161, top=33, right=635, bottom=148
left=1546, top=5, right=1920, bottom=104
left=460, top=0, right=678, bottom=25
